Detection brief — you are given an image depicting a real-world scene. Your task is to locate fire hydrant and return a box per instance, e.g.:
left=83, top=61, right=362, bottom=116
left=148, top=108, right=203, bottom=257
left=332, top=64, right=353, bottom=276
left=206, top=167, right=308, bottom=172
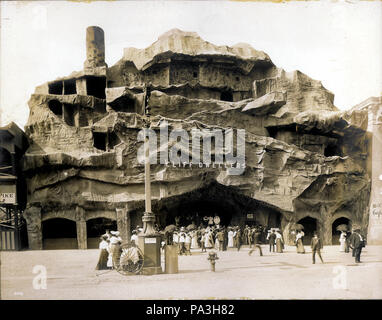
left=207, top=251, right=219, bottom=272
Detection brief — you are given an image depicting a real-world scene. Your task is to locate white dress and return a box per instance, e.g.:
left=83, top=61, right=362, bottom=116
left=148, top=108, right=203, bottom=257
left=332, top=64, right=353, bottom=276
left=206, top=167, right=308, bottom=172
left=339, top=232, right=346, bottom=252
left=228, top=231, right=234, bottom=248
left=191, top=231, right=198, bottom=248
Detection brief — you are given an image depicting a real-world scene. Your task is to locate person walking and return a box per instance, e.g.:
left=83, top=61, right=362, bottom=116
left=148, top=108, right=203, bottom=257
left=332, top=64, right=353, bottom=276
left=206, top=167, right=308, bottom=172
left=217, top=229, right=224, bottom=251
left=223, top=227, right=228, bottom=251
left=339, top=231, right=347, bottom=252
left=350, top=229, right=365, bottom=263
left=201, top=232, right=207, bottom=252
left=235, top=227, right=242, bottom=251
left=179, top=229, right=186, bottom=255
left=311, top=232, right=324, bottom=264
left=296, top=231, right=305, bottom=254
left=185, top=232, right=192, bottom=255
left=275, top=230, right=284, bottom=253
left=228, top=227, right=234, bottom=248
left=249, top=228, right=263, bottom=256
left=267, top=230, right=276, bottom=252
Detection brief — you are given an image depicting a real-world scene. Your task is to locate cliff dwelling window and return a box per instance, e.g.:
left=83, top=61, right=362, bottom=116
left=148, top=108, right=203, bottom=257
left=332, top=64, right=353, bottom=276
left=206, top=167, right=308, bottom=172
left=236, top=76, right=240, bottom=82
left=153, top=70, right=157, bottom=75
left=86, top=218, right=117, bottom=249
left=63, top=104, right=75, bottom=126
left=93, top=132, right=107, bottom=151
left=108, top=132, right=121, bottom=149
left=48, top=81, right=63, bottom=95
left=110, top=97, right=135, bottom=113
left=86, top=76, right=106, bottom=99
left=220, top=91, right=233, bottom=102
left=0, top=147, right=12, bottom=175
left=42, top=218, right=78, bottom=250
left=63, top=79, right=76, bottom=95
left=48, top=100, right=63, bottom=116
left=332, top=217, right=351, bottom=245
left=324, top=144, right=341, bottom=157
left=193, top=72, right=198, bottom=78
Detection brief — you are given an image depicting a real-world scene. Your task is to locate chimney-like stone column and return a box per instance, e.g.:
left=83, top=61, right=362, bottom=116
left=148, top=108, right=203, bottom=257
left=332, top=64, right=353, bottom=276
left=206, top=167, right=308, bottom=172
left=84, top=26, right=107, bottom=70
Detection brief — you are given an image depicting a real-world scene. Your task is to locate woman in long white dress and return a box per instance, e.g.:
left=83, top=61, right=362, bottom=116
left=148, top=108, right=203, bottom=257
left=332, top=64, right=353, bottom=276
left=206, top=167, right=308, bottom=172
left=228, top=228, right=234, bottom=248
left=191, top=230, right=199, bottom=249
left=339, top=231, right=347, bottom=252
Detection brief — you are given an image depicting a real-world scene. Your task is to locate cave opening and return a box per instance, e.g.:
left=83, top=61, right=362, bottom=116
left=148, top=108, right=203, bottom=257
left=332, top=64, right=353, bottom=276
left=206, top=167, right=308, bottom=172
left=86, top=218, right=117, bottom=249
left=63, top=79, right=77, bottom=95
left=48, top=81, right=63, bottom=95
left=93, top=132, right=107, bottom=151
left=48, top=100, right=63, bottom=116
left=332, top=217, right=351, bottom=245
left=297, top=216, right=318, bottom=245
left=154, top=183, right=283, bottom=232
left=220, top=90, right=233, bottom=102
left=324, top=143, right=341, bottom=157
left=42, top=218, right=77, bottom=250
left=86, top=76, right=106, bottom=99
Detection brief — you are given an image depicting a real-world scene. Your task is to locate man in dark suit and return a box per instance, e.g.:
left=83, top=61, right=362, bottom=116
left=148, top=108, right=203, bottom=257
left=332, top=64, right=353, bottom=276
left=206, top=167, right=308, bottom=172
left=267, top=230, right=276, bottom=252
left=311, top=232, right=324, bottom=264
left=249, top=228, right=263, bottom=256
left=350, top=229, right=365, bottom=263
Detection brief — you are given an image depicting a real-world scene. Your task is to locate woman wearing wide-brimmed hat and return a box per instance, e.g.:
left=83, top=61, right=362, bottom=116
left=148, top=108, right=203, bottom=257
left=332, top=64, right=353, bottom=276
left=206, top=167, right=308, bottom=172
left=95, top=235, right=110, bottom=270
left=109, top=231, right=122, bottom=269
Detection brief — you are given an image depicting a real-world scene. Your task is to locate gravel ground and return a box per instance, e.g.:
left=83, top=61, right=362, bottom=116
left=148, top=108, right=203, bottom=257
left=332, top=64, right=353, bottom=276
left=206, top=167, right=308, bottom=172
left=1, top=245, right=381, bottom=299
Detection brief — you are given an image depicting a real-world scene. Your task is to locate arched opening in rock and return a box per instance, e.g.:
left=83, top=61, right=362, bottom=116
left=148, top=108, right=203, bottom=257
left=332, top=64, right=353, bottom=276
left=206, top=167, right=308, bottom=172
left=297, top=216, right=317, bottom=245
left=154, top=183, right=283, bottom=233
left=42, top=218, right=77, bottom=249
left=86, top=218, right=117, bottom=249
left=332, top=217, right=351, bottom=245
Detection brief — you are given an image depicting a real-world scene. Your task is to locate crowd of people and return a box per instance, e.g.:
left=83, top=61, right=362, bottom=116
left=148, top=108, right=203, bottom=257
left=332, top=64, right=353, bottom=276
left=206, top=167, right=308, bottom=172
left=164, top=224, right=287, bottom=256
left=95, top=222, right=367, bottom=270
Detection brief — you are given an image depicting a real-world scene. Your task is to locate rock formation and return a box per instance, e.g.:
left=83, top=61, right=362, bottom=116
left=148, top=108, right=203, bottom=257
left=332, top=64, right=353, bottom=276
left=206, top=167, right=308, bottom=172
left=22, top=27, right=371, bottom=249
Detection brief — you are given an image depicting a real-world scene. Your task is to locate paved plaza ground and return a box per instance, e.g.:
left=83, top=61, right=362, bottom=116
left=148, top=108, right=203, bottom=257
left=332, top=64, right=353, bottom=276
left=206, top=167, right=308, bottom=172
left=1, top=245, right=381, bottom=299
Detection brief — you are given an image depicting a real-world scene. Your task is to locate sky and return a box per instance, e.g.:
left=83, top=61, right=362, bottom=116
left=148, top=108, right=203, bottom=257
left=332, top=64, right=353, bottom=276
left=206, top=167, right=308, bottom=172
left=0, top=0, right=381, bottom=130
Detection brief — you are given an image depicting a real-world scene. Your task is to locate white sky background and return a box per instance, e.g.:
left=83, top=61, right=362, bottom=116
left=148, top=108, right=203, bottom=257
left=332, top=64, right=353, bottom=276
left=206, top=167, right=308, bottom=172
left=0, top=0, right=381, bottom=129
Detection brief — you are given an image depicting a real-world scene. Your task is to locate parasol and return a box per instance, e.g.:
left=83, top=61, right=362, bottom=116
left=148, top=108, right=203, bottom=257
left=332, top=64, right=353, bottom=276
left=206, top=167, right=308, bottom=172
left=186, top=223, right=196, bottom=231
left=164, top=224, right=176, bottom=233
left=292, top=223, right=304, bottom=231
left=336, top=224, right=348, bottom=232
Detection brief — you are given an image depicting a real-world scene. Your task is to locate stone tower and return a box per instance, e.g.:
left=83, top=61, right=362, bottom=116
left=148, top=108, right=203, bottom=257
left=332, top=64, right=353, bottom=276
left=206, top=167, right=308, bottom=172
left=84, top=26, right=107, bottom=70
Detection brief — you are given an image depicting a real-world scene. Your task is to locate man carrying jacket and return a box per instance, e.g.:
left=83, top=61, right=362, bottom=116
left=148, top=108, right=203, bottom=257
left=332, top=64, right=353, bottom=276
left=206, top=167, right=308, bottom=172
left=311, top=232, right=324, bottom=264
left=350, top=229, right=365, bottom=263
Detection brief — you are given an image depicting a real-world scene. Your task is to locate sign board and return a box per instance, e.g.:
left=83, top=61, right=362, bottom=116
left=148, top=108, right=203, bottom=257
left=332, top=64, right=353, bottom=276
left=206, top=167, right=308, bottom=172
left=0, top=193, right=16, bottom=204
left=0, top=184, right=17, bottom=204
left=247, top=213, right=254, bottom=219
left=144, top=237, right=157, bottom=244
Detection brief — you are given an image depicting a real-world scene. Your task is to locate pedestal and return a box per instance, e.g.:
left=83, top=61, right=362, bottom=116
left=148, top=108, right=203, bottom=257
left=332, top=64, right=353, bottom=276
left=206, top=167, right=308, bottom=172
left=138, top=234, right=162, bottom=275
left=165, top=245, right=178, bottom=274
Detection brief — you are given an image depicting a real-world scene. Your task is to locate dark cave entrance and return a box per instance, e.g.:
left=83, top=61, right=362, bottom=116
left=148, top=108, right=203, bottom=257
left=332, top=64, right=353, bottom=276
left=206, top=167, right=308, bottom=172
left=86, top=218, right=117, bottom=249
left=297, top=216, right=318, bottom=245
left=332, top=217, right=351, bottom=245
left=154, top=183, right=283, bottom=231
left=42, top=218, right=77, bottom=250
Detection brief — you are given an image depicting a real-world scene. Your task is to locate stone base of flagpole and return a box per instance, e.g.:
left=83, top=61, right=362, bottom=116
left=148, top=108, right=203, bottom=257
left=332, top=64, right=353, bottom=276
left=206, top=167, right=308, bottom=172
left=137, top=212, right=163, bottom=275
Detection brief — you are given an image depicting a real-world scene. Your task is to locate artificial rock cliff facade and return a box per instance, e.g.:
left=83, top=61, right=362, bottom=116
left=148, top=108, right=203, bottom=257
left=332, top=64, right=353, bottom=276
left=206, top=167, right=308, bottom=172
left=23, top=26, right=371, bottom=249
